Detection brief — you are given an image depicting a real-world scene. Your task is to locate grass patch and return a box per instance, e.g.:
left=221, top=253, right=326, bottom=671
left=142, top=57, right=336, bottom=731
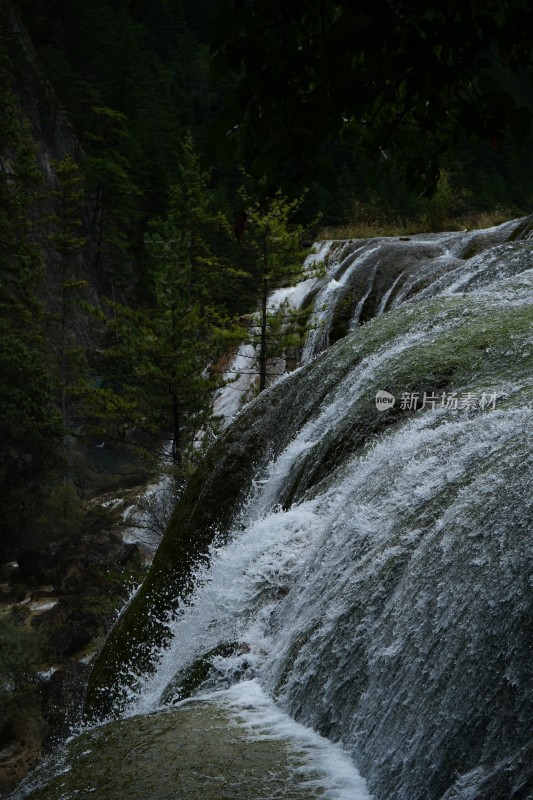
left=318, top=207, right=520, bottom=241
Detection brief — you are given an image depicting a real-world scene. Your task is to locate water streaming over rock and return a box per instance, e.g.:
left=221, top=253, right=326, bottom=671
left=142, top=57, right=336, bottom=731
left=12, top=218, right=533, bottom=800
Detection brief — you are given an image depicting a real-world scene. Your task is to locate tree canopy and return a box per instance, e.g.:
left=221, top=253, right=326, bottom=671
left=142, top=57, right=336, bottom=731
left=210, top=1, right=533, bottom=194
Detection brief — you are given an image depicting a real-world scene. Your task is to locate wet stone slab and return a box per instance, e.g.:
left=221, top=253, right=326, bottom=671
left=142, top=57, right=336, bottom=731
left=15, top=699, right=332, bottom=800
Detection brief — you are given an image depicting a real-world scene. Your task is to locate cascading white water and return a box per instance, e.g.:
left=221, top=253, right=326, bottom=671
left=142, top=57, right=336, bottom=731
left=12, top=218, right=533, bottom=800
left=128, top=405, right=529, bottom=715
left=215, top=217, right=528, bottom=425
left=213, top=245, right=326, bottom=424
left=97, top=224, right=530, bottom=800
left=125, top=221, right=532, bottom=800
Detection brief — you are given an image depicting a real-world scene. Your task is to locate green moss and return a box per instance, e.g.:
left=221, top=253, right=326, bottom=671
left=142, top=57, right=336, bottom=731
left=22, top=699, right=332, bottom=800
left=458, top=239, right=486, bottom=260
left=329, top=293, right=355, bottom=345
left=508, top=213, right=533, bottom=241
left=159, top=642, right=248, bottom=705
left=85, top=336, right=360, bottom=718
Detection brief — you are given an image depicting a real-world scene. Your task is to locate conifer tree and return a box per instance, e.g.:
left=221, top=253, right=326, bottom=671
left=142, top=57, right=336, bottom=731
left=84, top=137, right=238, bottom=479
left=241, top=192, right=312, bottom=391
left=166, top=130, right=244, bottom=309
left=48, top=153, right=89, bottom=468
left=84, top=106, right=141, bottom=279
left=0, top=34, right=63, bottom=557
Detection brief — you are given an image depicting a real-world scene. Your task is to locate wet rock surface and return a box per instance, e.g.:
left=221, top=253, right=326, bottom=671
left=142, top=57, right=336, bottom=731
left=12, top=695, right=362, bottom=800
left=0, top=521, right=146, bottom=796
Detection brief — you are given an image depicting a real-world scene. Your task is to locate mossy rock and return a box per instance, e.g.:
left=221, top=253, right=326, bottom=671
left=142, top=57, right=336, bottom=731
left=17, top=699, right=339, bottom=800
left=159, top=642, right=250, bottom=705
left=508, top=213, right=533, bottom=241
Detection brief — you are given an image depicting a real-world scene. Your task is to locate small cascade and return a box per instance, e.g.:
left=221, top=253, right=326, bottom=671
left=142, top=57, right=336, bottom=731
left=213, top=246, right=325, bottom=424
left=215, top=219, right=526, bottom=424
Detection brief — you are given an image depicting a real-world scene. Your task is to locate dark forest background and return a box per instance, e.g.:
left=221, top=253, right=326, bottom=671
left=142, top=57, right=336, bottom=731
left=1, top=0, right=533, bottom=561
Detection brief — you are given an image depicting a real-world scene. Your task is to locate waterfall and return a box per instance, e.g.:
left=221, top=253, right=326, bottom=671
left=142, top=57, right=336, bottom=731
left=12, top=218, right=533, bottom=800
left=215, top=217, right=527, bottom=423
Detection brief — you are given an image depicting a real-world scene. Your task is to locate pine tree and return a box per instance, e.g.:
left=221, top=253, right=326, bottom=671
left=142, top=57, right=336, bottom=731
left=0, top=31, right=63, bottom=558
left=83, top=105, right=141, bottom=279
left=48, top=154, right=89, bottom=465
left=84, top=238, right=223, bottom=478
left=241, top=192, right=312, bottom=391
left=165, top=130, right=244, bottom=309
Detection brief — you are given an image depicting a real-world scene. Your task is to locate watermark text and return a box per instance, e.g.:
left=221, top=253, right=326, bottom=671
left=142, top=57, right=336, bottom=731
left=375, top=390, right=497, bottom=412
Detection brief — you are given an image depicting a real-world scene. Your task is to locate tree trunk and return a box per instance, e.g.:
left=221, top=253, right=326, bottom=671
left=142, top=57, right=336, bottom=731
left=259, top=275, right=268, bottom=392
left=60, top=258, right=69, bottom=484
left=171, top=391, right=182, bottom=466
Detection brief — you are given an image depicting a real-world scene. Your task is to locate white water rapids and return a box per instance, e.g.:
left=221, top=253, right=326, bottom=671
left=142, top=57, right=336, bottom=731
left=114, top=219, right=531, bottom=799
left=12, top=218, right=533, bottom=800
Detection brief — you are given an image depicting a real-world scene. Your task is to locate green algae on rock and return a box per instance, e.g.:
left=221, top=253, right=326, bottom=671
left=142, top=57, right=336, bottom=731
left=17, top=689, right=365, bottom=800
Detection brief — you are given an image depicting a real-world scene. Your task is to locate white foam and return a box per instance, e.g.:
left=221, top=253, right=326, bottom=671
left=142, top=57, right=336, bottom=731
left=213, top=342, right=257, bottom=422
left=113, top=219, right=529, bottom=798
left=205, top=680, right=372, bottom=800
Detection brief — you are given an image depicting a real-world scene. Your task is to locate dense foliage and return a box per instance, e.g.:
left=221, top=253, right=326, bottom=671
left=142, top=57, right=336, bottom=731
left=1, top=0, right=532, bottom=565
left=210, top=0, right=533, bottom=196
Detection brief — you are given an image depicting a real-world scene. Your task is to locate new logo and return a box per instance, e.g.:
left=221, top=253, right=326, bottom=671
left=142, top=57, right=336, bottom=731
left=375, top=390, right=395, bottom=411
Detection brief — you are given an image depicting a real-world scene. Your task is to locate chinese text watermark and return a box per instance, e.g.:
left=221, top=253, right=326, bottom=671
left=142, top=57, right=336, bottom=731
left=375, top=390, right=497, bottom=412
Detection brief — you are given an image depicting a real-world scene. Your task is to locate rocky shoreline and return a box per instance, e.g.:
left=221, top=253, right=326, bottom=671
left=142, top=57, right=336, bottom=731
left=0, top=492, right=151, bottom=797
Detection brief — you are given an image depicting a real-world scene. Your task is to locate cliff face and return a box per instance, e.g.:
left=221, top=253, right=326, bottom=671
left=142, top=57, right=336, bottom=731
left=0, top=2, right=113, bottom=565
left=0, top=17, right=136, bottom=789
left=1, top=1, right=102, bottom=316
